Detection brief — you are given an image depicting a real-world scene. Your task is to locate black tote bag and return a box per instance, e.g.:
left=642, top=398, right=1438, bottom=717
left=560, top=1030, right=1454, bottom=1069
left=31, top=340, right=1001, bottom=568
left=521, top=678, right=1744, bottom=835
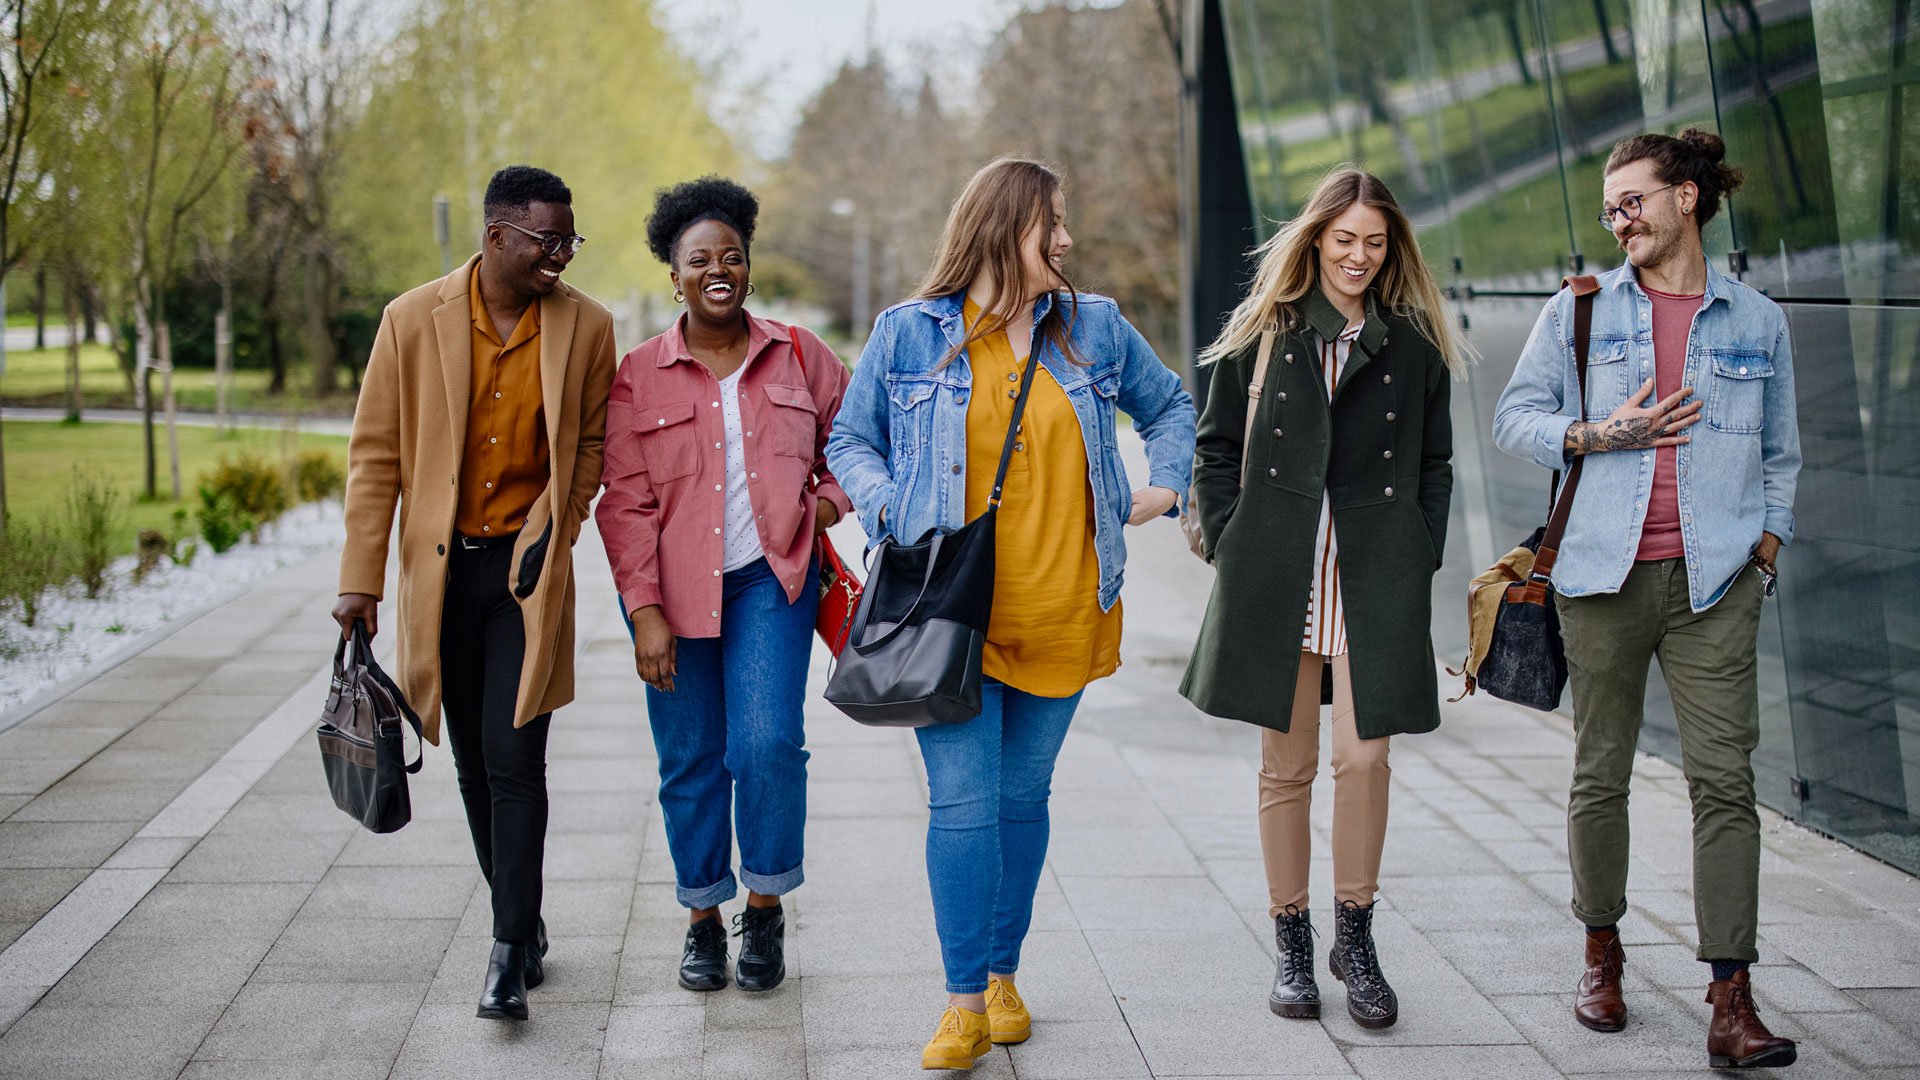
left=316, top=621, right=424, bottom=833
left=824, top=346, right=1041, bottom=727
left=1474, top=276, right=1597, bottom=711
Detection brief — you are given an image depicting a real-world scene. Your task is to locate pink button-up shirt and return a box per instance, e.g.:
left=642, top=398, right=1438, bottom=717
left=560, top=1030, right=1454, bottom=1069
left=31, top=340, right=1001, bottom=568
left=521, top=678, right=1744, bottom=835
left=597, top=313, right=852, bottom=637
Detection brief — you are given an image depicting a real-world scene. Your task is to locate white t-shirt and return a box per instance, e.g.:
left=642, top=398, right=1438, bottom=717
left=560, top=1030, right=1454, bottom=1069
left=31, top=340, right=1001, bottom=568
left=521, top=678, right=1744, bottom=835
left=719, top=366, right=765, bottom=571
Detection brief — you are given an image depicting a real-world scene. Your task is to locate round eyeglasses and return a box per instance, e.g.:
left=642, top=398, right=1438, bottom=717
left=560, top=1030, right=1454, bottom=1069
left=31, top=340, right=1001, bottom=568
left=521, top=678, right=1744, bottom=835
left=1597, top=182, right=1679, bottom=232
left=490, top=218, right=587, bottom=257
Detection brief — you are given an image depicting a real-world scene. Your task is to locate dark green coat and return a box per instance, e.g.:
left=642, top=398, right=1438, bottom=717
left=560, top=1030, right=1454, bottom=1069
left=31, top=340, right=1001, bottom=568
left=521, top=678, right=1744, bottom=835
left=1179, top=287, right=1453, bottom=739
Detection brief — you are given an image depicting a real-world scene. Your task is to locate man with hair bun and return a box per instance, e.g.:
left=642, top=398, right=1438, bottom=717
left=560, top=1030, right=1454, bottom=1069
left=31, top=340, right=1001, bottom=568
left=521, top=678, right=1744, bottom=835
left=1494, top=129, right=1801, bottom=1069
left=335, top=164, right=616, bottom=1023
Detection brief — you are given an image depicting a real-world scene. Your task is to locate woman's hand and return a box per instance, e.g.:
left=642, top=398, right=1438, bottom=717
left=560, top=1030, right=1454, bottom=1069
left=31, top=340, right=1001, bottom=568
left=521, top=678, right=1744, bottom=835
left=629, top=605, right=677, bottom=692
left=814, top=497, right=841, bottom=536
left=1127, top=486, right=1180, bottom=525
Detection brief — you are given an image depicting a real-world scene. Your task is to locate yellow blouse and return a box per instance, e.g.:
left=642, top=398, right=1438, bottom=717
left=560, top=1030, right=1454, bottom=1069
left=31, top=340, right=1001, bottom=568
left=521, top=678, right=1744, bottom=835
left=963, top=300, right=1122, bottom=698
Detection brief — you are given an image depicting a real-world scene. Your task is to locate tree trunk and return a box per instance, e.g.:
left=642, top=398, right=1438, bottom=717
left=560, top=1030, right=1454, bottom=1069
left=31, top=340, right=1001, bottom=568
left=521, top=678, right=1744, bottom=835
left=1504, top=3, right=1534, bottom=86
left=32, top=266, right=46, bottom=351
left=160, top=320, right=180, bottom=499
left=304, top=239, right=337, bottom=395
left=1593, top=0, right=1620, bottom=65
left=64, top=279, right=81, bottom=422
left=81, top=283, right=98, bottom=345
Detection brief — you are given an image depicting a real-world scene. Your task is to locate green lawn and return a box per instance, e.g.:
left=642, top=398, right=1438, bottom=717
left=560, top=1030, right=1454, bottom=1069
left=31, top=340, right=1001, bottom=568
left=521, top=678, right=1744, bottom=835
left=0, top=343, right=359, bottom=416
left=2, top=420, right=349, bottom=554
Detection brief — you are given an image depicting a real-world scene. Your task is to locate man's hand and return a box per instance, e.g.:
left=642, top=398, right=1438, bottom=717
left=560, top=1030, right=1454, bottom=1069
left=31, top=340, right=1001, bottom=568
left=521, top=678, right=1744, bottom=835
left=1564, top=378, right=1702, bottom=456
left=814, top=497, right=841, bottom=537
left=1127, top=486, right=1180, bottom=526
left=332, top=593, right=378, bottom=638
left=1753, top=531, right=1782, bottom=571
left=630, top=605, right=678, bottom=692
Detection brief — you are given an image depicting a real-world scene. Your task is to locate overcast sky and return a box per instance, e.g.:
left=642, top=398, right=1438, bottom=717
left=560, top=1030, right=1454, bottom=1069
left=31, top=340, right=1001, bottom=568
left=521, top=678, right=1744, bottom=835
left=656, top=0, right=1038, bottom=156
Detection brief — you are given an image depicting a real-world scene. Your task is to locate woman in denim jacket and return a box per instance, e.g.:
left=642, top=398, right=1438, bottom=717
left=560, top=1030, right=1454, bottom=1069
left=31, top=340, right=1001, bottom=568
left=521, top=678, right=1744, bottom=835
left=825, top=157, right=1195, bottom=1071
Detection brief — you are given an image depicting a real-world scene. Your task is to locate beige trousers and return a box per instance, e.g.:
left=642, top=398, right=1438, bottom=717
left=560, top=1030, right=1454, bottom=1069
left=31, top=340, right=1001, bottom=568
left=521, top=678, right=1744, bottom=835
left=1258, top=651, right=1392, bottom=916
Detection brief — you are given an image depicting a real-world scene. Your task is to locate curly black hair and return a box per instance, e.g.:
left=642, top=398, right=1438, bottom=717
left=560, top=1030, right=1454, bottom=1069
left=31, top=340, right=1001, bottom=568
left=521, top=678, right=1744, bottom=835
left=645, top=175, right=758, bottom=266
left=483, top=165, right=572, bottom=222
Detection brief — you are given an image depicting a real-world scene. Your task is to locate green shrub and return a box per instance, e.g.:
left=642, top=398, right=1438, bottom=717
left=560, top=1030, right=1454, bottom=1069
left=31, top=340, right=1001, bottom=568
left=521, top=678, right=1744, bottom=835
left=168, top=507, right=199, bottom=567
left=199, top=452, right=289, bottom=541
left=0, top=517, right=64, bottom=627
left=289, top=448, right=345, bottom=503
left=134, top=529, right=169, bottom=584
left=63, top=468, right=123, bottom=599
left=197, top=488, right=255, bottom=554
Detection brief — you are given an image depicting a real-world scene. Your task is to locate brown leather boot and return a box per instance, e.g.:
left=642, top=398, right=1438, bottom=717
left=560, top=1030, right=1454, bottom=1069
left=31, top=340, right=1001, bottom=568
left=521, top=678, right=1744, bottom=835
left=1573, top=928, right=1626, bottom=1032
left=1706, top=970, right=1797, bottom=1069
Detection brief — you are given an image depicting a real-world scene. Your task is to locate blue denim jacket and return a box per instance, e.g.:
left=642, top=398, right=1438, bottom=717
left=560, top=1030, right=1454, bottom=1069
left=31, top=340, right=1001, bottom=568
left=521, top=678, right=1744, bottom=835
left=824, top=290, right=1197, bottom=611
left=1492, top=260, right=1800, bottom=612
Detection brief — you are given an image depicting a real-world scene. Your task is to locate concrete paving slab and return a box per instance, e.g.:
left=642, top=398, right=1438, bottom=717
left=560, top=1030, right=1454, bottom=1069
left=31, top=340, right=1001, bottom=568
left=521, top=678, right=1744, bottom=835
left=0, top=1002, right=225, bottom=1080
left=193, top=980, right=426, bottom=1065
left=254, top=917, right=458, bottom=984
left=386, top=1002, right=609, bottom=1080
left=1344, top=1044, right=1562, bottom=1080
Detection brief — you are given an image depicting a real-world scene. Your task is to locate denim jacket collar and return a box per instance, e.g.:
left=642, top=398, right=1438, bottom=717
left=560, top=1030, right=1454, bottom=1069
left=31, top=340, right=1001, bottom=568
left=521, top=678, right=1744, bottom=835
left=1605, top=256, right=1734, bottom=311
left=915, top=289, right=1066, bottom=353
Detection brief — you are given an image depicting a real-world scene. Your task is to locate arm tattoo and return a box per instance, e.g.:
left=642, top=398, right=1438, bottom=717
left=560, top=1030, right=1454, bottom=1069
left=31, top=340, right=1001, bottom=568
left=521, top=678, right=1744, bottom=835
left=1565, top=417, right=1661, bottom=455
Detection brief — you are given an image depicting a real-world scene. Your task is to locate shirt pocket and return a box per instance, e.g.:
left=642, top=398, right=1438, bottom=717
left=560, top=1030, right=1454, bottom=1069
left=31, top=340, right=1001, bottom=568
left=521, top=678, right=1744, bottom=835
left=885, top=376, right=941, bottom=457
left=1704, top=352, right=1772, bottom=434
left=1581, top=341, right=1632, bottom=420
left=635, top=399, right=699, bottom=481
left=763, top=383, right=818, bottom=460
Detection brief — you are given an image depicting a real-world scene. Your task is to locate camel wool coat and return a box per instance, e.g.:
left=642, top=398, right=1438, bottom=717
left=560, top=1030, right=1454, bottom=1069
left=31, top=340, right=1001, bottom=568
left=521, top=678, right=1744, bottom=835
left=339, top=255, right=616, bottom=745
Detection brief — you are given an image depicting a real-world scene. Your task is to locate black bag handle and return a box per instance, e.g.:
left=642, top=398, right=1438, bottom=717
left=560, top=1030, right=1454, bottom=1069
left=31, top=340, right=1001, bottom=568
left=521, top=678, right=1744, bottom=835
left=1532, top=276, right=1598, bottom=586
left=847, top=532, right=947, bottom=656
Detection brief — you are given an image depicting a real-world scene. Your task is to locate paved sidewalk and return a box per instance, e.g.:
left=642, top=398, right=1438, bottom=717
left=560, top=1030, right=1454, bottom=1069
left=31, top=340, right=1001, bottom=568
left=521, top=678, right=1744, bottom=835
left=1, top=460, right=1917, bottom=1077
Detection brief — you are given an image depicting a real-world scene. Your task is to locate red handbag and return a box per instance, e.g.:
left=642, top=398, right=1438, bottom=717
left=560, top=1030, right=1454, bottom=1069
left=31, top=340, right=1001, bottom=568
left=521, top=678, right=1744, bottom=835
left=790, top=329, right=863, bottom=655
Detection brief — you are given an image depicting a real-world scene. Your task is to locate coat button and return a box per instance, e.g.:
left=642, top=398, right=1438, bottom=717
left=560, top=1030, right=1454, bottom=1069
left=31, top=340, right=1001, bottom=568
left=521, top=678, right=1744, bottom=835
left=437, top=543, right=446, bottom=555
left=1384, top=486, right=1394, bottom=496
left=1383, top=450, right=1394, bottom=460
left=1382, top=374, right=1392, bottom=385
left=1386, top=411, right=1396, bottom=421
left=951, top=464, right=962, bottom=474
left=1273, top=428, right=1283, bottom=438
left=1278, top=392, right=1287, bottom=402
left=1284, top=353, right=1295, bottom=364
left=1268, top=467, right=1278, bottom=478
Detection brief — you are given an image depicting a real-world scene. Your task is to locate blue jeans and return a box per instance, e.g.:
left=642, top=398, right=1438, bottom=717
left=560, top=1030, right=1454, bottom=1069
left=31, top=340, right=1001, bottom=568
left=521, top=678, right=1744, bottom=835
left=915, top=680, right=1083, bottom=994
left=631, top=558, right=817, bottom=909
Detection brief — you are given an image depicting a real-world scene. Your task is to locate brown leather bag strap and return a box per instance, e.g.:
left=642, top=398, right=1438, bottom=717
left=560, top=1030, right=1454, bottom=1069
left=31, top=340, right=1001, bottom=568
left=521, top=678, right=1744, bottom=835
left=1238, top=329, right=1276, bottom=485
left=1531, top=276, right=1600, bottom=583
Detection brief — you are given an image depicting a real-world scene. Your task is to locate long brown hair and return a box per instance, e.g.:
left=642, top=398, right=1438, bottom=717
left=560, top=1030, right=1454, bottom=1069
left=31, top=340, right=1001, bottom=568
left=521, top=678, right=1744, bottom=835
left=1202, top=167, right=1470, bottom=378
left=913, top=156, right=1080, bottom=367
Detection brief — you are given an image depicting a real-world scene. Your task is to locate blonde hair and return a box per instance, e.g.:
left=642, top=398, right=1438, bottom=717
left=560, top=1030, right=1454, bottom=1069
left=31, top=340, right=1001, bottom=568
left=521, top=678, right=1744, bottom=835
left=913, top=156, right=1080, bottom=366
left=1202, top=167, right=1471, bottom=378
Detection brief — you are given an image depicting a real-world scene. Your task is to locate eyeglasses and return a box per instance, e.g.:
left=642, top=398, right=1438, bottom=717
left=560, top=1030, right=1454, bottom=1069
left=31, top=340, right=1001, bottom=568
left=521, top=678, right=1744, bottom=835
left=489, top=219, right=586, bottom=257
left=1597, top=182, right=1679, bottom=232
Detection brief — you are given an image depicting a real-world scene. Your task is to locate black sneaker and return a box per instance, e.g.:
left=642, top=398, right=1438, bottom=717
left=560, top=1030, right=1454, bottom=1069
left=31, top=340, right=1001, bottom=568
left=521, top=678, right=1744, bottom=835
left=679, top=915, right=729, bottom=992
left=1269, top=906, right=1320, bottom=1018
left=734, top=904, right=786, bottom=992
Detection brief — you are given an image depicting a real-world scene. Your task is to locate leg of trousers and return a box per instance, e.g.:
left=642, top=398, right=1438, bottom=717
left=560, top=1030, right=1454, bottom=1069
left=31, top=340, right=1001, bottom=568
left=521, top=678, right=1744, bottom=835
left=643, top=558, right=815, bottom=909
left=440, top=543, right=551, bottom=944
left=1259, top=652, right=1390, bottom=916
left=916, top=680, right=1082, bottom=994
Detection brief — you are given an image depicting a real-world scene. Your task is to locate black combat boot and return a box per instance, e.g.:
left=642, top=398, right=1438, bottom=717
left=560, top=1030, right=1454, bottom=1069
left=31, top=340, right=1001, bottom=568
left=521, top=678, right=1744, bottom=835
left=1269, top=905, right=1320, bottom=1018
left=1329, top=900, right=1398, bottom=1029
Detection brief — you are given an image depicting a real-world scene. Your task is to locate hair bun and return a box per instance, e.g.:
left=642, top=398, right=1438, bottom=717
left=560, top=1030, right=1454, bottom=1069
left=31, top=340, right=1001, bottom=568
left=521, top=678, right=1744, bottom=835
left=1678, top=127, right=1726, bottom=162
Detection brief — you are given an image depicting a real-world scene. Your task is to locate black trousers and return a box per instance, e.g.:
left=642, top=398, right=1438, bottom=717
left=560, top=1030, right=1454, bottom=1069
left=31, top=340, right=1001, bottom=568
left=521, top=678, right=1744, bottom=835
left=440, top=541, right=551, bottom=943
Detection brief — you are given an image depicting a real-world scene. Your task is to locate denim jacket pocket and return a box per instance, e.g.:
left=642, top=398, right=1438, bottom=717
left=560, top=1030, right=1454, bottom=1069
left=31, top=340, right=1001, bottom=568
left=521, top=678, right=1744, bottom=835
left=1581, top=341, right=1631, bottom=420
left=636, top=399, right=699, bottom=481
left=1704, top=352, right=1772, bottom=434
left=763, top=383, right=818, bottom=459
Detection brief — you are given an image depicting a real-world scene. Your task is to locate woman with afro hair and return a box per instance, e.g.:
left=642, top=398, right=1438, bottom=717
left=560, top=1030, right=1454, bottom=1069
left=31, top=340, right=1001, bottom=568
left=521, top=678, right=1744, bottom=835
left=596, top=176, right=852, bottom=994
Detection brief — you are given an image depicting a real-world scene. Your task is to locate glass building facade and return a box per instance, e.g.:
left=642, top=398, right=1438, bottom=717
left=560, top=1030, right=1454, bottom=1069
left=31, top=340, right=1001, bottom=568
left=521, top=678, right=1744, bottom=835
left=1192, top=0, right=1920, bottom=873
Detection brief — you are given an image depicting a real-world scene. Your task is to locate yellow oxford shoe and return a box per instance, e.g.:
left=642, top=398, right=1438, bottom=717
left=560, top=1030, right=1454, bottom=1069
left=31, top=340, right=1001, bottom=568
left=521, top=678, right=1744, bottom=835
left=921, top=1004, right=992, bottom=1070
left=984, top=975, right=1031, bottom=1044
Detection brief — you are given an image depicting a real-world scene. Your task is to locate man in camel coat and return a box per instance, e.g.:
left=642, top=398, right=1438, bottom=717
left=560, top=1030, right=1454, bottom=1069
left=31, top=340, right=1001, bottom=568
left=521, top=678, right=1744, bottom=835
left=333, top=165, right=615, bottom=1023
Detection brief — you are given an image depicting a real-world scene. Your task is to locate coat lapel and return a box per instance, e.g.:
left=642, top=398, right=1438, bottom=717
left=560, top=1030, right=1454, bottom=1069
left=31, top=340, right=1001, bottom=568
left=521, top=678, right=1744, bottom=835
left=433, top=257, right=480, bottom=465
left=540, top=286, right=579, bottom=474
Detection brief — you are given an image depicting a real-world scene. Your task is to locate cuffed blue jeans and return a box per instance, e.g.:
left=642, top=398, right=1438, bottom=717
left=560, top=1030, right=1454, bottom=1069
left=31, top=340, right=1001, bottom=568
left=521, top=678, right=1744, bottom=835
left=915, top=680, right=1083, bottom=994
left=632, top=557, right=816, bottom=910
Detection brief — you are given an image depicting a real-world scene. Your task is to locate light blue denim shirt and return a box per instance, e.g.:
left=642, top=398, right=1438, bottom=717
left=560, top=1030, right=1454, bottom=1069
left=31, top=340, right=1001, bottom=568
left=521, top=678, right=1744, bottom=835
left=1492, top=260, right=1801, bottom=612
left=824, top=290, right=1197, bottom=612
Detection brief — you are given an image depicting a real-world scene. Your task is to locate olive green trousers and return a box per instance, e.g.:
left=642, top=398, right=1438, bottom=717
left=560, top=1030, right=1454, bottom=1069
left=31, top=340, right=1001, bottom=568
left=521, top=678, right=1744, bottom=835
left=1557, top=558, right=1766, bottom=962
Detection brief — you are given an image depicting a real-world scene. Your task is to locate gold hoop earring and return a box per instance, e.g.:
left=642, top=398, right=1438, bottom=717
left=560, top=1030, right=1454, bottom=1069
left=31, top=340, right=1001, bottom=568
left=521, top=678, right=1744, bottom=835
left=673, top=290, right=684, bottom=304
left=745, top=282, right=756, bottom=297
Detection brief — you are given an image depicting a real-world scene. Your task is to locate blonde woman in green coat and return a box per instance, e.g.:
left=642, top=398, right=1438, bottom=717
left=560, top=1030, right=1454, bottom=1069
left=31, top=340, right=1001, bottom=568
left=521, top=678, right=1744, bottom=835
left=1180, top=168, right=1468, bottom=1030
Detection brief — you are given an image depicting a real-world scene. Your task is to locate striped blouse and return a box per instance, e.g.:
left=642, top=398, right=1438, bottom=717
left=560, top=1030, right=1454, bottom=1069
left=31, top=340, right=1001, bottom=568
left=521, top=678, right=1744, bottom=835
left=1301, top=321, right=1365, bottom=656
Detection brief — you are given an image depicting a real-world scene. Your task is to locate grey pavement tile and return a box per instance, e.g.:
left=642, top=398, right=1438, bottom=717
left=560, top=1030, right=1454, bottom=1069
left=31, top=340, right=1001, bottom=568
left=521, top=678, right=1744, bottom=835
left=166, top=828, right=349, bottom=883
left=533, top=935, right=625, bottom=1004
left=1121, top=1006, right=1352, bottom=1076
left=149, top=690, right=293, bottom=724
left=0, top=867, right=88, bottom=922
left=805, top=1046, right=1011, bottom=1080
left=1790, top=1009, right=1920, bottom=1069
left=1423, top=928, right=1587, bottom=995
left=6, top=779, right=184, bottom=822
left=0, top=984, right=45, bottom=1039
left=798, top=974, right=955, bottom=1051
left=546, top=789, right=653, bottom=833
left=193, top=666, right=316, bottom=696
left=136, top=634, right=256, bottom=661
left=1343, top=1044, right=1562, bottom=1080
left=1167, top=814, right=1262, bottom=861
left=0, top=724, right=126, bottom=762
left=1312, top=911, right=1524, bottom=1047
left=0, top=795, right=27, bottom=819
left=109, top=717, right=262, bottom=754
left=114, top=881, right=310, bottom=944
left=255, top=917, right=458, bottom=984
left=66, top=745, right=222, bottom=784
left=1043, top=790, right=1176, bottom=832
left=0, top=1003, right=225, bottom=1080
left=597, top=1004, right=704, bottom=1079
left=696, top=1022, right=807, bottom=1079
left=1140, top=778, right=1253, bottom=817
left=1491, top=990, right=1709, bottom=1074
left=63, top=671, right=207, bottom=703
left=1047, top=827, right=1204, bottom=877
left=1744, top=963, right=1871, bottom=1014
left=808, top=776, right=927, bottom=818
left=611, top=944, right=711, bottom=1008
left=387, top=1001, right=608, bottom=1080
left=1385, top=873, right=1568, bottom=932
left=1055, top=875, right=1242, bottom=931
left=999, top=932, right=1123, bottom=1022
left=0, top=757, right=78, bottom=796
left=211, top=790, right=361, bottom=838
left=1000, top=1019, right=1149, bottom=1078
left=192, top=980, right=427, bottom=1064
left=1445, top=810, right=1537, bottom=841
left=0, top=819, right=139, bottom=868
left=334, top=819, right=481, bottom=868
left=1379, top=824, right=1502, bottom=876
left=701, top=976, right=804, bottom=1030
left=1849, top=987, right=1920, bottom=1029
left=36, top=934, right=268, bottom=1007
left=301, top=864, right=477, bottom=921
left=177, top=1062, right=395, bottom=1079
left=12, top=698, right=161, bottom=732
left=1084, top=930, right=1271, bottom=1009
left=546, top=757, right=647, bottom=794
left=545, top=831, right=643, bottom=880
left=1764, top=920, right=1920, bottom=989
left=1760, top=871, right=1884, bottom=924
left=0, top=923, right=24, bottom=951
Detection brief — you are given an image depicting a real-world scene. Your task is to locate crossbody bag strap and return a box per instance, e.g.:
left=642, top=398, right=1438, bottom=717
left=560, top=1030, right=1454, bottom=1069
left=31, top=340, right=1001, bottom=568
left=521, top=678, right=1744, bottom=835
left=1533, top=275, right=1600, bottom=583
left=787, top=326, right=825, bottom=493
left=1238, top=328, right=1277, bottom=486
left=987, top=346, right=1044, bottom=509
